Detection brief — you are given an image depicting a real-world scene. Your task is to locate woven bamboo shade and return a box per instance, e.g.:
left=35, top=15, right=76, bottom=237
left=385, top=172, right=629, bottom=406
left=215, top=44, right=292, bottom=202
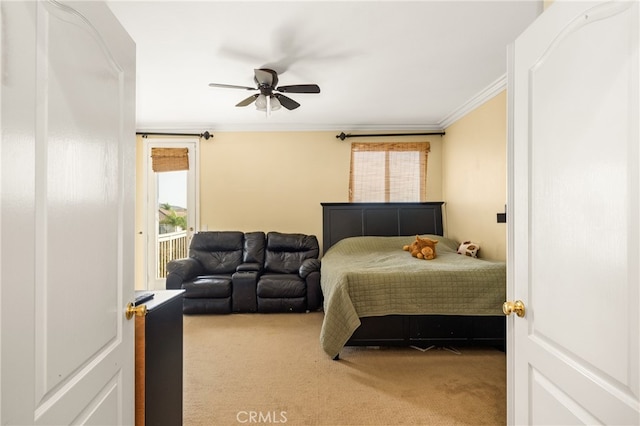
left=349, top=142, right=430, bottom=202
left=151, top=148, right=189, bottom=172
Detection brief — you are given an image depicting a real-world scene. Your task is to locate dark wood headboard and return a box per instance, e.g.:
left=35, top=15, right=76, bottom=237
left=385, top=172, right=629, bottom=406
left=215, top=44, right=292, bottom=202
left=321, top=202, right=445, bottom=253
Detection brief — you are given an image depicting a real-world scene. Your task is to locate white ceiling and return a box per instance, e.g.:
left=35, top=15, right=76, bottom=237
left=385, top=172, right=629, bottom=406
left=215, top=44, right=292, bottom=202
left=106, top=1, right=542, bottom=133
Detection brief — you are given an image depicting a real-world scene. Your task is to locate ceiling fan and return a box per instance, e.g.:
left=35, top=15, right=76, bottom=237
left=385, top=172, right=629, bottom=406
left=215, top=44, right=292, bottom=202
left=208, top=68, right=320, bottom=113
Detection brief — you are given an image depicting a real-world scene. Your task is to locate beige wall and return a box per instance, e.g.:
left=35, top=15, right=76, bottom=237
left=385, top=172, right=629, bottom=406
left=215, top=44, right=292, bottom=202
left=135, top=136, right=146, bottom=290
left=134, top=98, right=510, bottom=288
left=442, top=91, right=507, bottom=261
left=134, top=132, right=443, bottom=288
left=198, top=131, right=443, bottom=246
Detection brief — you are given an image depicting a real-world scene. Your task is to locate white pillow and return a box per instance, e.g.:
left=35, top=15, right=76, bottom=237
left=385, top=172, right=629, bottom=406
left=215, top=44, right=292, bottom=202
left=457, top=241, right=480, bottom=258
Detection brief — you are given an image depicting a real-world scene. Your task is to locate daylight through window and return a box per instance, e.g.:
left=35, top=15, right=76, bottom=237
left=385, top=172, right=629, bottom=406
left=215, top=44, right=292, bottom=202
left=349, top=142, right=430, bottom=202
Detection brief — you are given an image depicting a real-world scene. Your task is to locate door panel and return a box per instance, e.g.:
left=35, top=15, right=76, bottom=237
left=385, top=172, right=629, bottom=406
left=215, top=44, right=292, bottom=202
left=1, top=1, right=136, bottom=424
left=40, top=2, right=121, bottom=397
left=510, top=0, right=639, bottom=424
left=529, top=1, right=632, bottom=385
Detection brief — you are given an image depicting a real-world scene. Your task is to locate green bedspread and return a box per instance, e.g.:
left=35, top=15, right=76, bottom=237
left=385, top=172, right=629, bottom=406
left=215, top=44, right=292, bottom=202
left=319, top=235, right=506, bottom=358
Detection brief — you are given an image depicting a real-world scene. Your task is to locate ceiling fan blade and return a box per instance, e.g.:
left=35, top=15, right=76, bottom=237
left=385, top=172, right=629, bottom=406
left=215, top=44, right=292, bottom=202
left=254, top=68, right=276, bottom=87
left=276, top=84, right=320, bottom=94
left=209, top=82, right=256, bottom=90
left=235, top=94, right=259, bottom=107
left=274, top=94, right=300, bottom=110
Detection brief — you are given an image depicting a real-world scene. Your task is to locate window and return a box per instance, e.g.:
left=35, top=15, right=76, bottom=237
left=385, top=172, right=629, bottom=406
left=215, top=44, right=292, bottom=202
left=349, top=142, right=430, bottom=202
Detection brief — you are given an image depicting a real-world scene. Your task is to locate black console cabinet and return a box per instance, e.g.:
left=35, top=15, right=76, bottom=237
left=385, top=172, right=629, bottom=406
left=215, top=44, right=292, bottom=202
left=135, top=290, right=184, bottom=426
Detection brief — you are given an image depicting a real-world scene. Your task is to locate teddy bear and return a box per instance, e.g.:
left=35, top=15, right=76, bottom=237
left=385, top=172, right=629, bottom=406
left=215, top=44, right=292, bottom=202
left=402, top=235, right=438, bottom=260
left=457, top=241, right=480, bottom=258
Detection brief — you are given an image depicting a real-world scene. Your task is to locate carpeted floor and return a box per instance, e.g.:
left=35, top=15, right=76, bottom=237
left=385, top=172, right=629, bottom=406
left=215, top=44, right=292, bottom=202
left=183, top=312, right=506, bottom=426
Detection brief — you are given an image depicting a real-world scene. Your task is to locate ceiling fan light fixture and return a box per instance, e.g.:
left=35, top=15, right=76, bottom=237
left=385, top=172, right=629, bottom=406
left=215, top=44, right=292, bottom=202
left=209, top=68, right=319, bottom=113
left=270, top=96, right=281, bottom=111
left=255, top=94, right=268, bottom=111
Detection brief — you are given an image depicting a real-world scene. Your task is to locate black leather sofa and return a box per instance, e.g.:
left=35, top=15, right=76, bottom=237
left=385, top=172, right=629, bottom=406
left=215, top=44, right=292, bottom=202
left=166, top=231, right=322, bottom=314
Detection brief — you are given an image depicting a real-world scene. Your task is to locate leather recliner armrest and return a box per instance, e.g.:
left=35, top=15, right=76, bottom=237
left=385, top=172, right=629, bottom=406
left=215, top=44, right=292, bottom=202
left=166, top=257, right=205, bottom=289
left=299, top=258, right=321, bottom=278
left=236, top=262, right=261, bottom=272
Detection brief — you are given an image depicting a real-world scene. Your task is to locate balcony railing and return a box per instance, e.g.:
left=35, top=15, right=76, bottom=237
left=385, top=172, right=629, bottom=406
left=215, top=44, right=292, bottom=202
left=157, top=230, right=188, bottom=278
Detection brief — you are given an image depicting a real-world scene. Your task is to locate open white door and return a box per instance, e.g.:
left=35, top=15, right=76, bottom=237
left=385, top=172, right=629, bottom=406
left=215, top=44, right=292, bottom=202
left=1, top=1, right=136, bottom=424
left=508, top=0, right=639, bottom=424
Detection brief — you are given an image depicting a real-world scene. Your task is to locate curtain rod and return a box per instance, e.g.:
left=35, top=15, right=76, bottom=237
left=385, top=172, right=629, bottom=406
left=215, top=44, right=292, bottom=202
left=136, top=131, right=213, bottom=140
left=336, top=131, right=445, bottom=141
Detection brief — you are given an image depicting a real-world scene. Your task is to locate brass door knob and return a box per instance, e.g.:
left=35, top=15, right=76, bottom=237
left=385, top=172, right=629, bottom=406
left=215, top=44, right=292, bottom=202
left=503, top=300, right=526, bottom=318
left=125, top=302, right=147, bottom=320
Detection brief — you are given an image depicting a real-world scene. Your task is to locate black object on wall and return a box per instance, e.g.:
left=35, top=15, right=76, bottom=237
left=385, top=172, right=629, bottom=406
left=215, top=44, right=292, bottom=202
left=497, top=204, right=507, bottom=223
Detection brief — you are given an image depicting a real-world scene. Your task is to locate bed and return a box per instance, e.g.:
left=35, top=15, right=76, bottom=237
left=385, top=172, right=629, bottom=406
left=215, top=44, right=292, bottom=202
left=320, top=202, right=506, bottom=359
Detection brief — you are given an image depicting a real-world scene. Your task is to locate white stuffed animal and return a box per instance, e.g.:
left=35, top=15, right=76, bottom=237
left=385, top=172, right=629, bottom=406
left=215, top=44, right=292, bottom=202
left=457, top=241, right=480, bottom=258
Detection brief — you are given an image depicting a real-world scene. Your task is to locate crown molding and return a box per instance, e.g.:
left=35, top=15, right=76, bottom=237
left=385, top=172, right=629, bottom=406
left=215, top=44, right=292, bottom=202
left=136, top=123, right=445, bottom=134
left=438, top=74, right=507, bottom=130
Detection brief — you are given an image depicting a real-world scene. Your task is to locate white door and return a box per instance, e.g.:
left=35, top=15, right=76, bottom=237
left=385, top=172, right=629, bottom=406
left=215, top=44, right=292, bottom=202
left=508, top=0, right=639, bottom=424
left=144, top=140, right=198, bottom=290
left=1, top=1, right=136, bottom=424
